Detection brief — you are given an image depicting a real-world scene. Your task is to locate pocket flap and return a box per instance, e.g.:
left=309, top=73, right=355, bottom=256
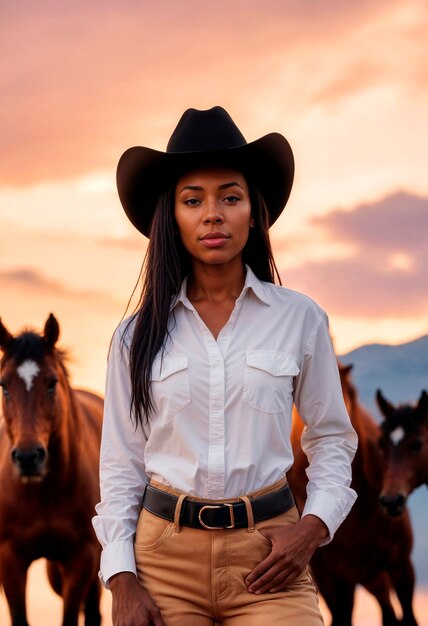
left=151, top=355, right=189, bottom=382
left=245, top=350, right=299, bottom=377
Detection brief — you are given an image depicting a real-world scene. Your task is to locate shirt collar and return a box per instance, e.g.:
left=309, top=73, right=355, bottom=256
left=240, top=265, right=271, bottom=306
left=171, top=265, right=271, bottom=312
left=172, top=275, right=191, bottom=311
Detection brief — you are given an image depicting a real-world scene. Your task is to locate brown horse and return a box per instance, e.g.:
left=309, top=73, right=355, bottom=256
left=377, top=389, right=428, bottom=516
left=0, top=314, right=103, bottom=626
left=288, top=363, right=418, bottom=626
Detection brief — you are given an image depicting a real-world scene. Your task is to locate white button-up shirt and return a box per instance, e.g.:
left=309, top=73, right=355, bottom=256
left=93, top=266, right=357, bottom=586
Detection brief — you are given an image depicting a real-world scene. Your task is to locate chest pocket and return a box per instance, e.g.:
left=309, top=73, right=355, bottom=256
left=151, top=355, right=191, bottom=420
left=243, top=350, right=299, bottom=414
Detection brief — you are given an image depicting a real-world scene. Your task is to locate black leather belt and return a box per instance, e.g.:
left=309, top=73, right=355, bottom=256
left=142, top=483, right=295, bottom=530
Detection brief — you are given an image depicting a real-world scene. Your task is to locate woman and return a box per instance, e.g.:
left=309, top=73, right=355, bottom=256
left=93, top=106, right=358, bottom=626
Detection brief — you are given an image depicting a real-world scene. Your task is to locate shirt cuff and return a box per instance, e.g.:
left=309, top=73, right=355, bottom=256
left=99, top=541, right=137, bottom=589
left=302, top=488, right=357, bottom=546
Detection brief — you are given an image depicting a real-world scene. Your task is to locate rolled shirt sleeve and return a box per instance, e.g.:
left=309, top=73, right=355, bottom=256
left=92, top=326, right=149, bottom=587
left=293, top=313, right=358, bottom=542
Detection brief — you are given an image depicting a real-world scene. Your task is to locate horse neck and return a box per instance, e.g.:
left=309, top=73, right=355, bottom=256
left=349, top=398, right=383, bottom=492
left=49, top=378, right=82, bottom=475
left=422, top=425, right=428, bottom=483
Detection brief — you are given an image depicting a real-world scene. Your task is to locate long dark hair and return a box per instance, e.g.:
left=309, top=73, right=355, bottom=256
left=125, top=179, right=281, bottom=428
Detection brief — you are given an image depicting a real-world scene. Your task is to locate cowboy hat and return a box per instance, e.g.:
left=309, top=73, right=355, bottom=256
left=117, top=106, right=294, bottom=237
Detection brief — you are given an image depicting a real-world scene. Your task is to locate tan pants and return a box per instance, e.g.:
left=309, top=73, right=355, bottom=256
left=134, top=479, right=324, bottom=625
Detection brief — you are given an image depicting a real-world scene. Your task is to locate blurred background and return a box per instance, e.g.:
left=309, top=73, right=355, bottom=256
left=1, top=1, right=427, bottom=624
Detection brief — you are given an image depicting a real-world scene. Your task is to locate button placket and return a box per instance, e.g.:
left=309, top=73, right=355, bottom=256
left=186, top=293, right=247, bottom=498
left=206, top=336, right=225, bottom=498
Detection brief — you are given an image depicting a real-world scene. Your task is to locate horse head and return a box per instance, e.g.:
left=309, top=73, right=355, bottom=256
left=338, top=363, right=356, bottom=417
left=0, top=314, right=70, bottom=483
left=376, top=389, right=428, bottom=516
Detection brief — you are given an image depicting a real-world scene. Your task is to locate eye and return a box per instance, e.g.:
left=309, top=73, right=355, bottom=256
left=378, top=437, right=387, bottom=450
left=223, top=195, right=240, bottom=204
left=0, top=380, right=10, bottom=398
left=410, top=440, right=422, bottom=453
left=47, top=378, right=58, bottom=395
left=183, top=198, right=201, bottom=207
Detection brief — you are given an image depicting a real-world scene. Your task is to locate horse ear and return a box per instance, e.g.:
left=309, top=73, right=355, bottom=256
left=416, top=390, right=428, bottom=422
left=0, top=318, right=13, bottom=351
left=376, top=389, right=395, bottom=420
left=43, top=314, right=60, bottom=351
left=340, top=363, right=354, bottom=376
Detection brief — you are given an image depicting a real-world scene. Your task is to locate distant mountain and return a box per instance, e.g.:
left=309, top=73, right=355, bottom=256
left=340, top=334, right=428, bottom=584
left=340, top=334, right=428, bottom=419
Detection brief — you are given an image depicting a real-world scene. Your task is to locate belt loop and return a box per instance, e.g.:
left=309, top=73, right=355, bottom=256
left=240, top=496, right=255, bottom=532
left=173, top=494, right=187, bottom=533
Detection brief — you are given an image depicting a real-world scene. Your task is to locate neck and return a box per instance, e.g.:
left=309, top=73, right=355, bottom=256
left=188, top=258, right=246, bottom=303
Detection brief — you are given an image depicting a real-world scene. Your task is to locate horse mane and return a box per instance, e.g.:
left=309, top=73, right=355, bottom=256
left=3, top=329, right=70, bottom=381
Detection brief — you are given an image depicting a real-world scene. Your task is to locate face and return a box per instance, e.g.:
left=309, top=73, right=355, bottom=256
left=174, top=168, right=254, bottom=269
left=0, top=351, right=61, bottom=481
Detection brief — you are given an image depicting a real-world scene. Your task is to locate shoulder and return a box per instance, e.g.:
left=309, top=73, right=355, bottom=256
left=263, top=281, right=328, bottom=324
left=109, top=314, right=137, bottom=357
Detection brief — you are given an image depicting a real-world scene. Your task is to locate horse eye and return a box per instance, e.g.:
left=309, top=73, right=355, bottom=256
left=410, top=440, right=422, bottom=453
left=0, top=381, right=10, bottom=397
left=47, top=378, right=58, bottom=395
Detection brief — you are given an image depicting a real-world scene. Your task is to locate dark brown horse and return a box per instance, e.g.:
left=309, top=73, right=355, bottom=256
left=0, top=314, right=103, bottom=626
left=288, top=363, right=418, bottom=626
left=377, top=389, right=428, bottom=516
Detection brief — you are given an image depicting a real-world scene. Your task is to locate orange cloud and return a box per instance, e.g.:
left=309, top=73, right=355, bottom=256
left=0, top=266, right=123, bottom=394
left=1, top=0, right=423, bottom=186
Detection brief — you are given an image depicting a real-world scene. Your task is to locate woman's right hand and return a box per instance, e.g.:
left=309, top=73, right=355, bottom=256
left=109, top=572, right=166, bottom=626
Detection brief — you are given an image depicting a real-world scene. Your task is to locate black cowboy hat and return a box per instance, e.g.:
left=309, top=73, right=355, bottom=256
left=116, top=106, right=294, bottom=237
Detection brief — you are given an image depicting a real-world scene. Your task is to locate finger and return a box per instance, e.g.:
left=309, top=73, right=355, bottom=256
left=248, top=557, right=305, bottom=593
left=245, top=551, right=277, bottom=586
left=251, top=572, right=287, bottom=594
left=256, top=567, right=304, bottom=595
left=254, top=572, right=290, bottom=595
left=269, top=565, right=310, bottom=594
left=247, top=561, right=285, bottom=593
left=148, top=607, right=165, bottom=626
left=151, top=607, right=166, bottom=626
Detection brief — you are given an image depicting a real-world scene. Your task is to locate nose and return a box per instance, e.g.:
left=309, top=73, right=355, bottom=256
left=11, top=446, right=47, bottom=476
left=379, top=493, right=407, bottom=517
left=203, top=199, right=224, bottom=225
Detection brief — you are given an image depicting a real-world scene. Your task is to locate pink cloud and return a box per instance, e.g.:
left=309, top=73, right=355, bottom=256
left=311, top=191, right=428, bottom=250
left=283, top=191, right=428, bottom=316
left=0, top=267, right=116, bottom=303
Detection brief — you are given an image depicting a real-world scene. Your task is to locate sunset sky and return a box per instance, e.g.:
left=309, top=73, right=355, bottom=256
left=1, top=0, right=428, bottom=393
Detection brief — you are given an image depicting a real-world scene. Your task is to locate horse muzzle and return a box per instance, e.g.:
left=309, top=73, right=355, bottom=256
left=11, top=445, right=48, bottom=481
left=379, top=492, right=407, bottom=517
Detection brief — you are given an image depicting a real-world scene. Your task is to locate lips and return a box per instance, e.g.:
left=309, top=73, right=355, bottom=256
left=201, top=232, right=228, bottom=240
left=200, top=232, right=230, bottom=247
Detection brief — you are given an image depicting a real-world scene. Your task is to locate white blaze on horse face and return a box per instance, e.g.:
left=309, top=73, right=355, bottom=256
left=390, top=426, right=405, bottom=446
left=16, top=360, right=40, bottom=392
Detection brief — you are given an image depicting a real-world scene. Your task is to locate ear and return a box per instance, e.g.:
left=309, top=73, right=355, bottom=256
left=249, top=215, right=255, bottom=228
left=416, top=390, right=428, bottom=422
left=339, top=363, right=353, bottom=377
left=376, top=389, right=395, bottom=420
left=43, top=314, right=60, bottom=351
left=0, top=318, right=13, bottom=351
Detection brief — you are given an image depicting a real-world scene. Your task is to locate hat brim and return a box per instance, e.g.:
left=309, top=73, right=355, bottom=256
left=116, top=133, right=294, bottom=237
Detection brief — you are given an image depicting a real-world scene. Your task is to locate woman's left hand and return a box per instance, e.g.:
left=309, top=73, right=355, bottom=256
left=245, top=514, right=328, bottom=594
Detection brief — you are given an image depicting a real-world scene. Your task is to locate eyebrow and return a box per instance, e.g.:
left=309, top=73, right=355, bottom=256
left=178, top=181, right=244, bottom=193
